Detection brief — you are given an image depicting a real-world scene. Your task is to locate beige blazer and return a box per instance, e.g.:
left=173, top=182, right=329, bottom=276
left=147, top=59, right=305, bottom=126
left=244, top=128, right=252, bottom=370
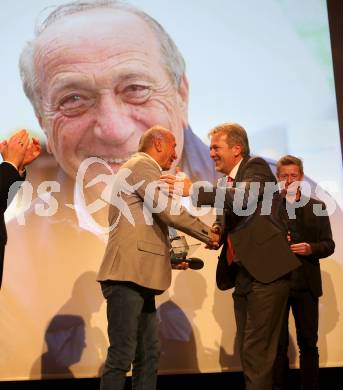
left=98, top=153, right=210, bottom=291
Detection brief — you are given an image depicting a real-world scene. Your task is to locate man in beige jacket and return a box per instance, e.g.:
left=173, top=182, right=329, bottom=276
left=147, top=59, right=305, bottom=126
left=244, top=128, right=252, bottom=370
left=98, top=126, right=217, bottom=390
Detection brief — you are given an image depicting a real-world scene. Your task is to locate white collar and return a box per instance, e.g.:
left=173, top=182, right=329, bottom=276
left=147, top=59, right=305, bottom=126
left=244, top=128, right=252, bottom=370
left=228, top=158, right=243, bottom=180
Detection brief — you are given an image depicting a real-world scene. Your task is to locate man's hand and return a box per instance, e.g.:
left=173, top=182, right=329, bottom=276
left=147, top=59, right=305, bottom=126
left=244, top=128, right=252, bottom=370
left=0, top=140, right=7, bottom=155
left=19, top=137, right=42, bottom=170
left=160, top=167, right=193, bottom=197
left=171, top=261, right=190, bottom=270
left=1, top=129, right=29, bottom=169
left=290, top=242, right=312, bottom=256
left=206, top=225, right=220, bottom=250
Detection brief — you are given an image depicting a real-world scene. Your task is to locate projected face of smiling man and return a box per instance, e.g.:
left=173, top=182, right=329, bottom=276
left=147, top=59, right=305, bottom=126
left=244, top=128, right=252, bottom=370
left=29, top=6, right=188, bottom=180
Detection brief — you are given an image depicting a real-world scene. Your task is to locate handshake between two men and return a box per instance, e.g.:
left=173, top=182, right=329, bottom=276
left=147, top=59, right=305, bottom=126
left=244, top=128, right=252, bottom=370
left=160, top=166, right=221, bottom=260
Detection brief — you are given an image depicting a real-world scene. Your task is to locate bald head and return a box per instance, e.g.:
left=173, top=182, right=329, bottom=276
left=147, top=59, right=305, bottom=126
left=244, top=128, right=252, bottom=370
left=138, top=126, right=177, bottom=170
left=138, top=126, right=172, bottom=152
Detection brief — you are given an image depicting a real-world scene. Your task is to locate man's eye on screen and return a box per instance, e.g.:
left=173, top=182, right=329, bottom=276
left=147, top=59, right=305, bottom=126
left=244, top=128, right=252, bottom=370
left=122, top=85, right=151, bottom=104
left=59, top=94, right=92, bottom=117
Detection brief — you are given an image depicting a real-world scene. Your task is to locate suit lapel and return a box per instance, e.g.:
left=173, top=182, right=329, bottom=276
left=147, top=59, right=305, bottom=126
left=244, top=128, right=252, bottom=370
left=233, top=157, right=250, bottom=185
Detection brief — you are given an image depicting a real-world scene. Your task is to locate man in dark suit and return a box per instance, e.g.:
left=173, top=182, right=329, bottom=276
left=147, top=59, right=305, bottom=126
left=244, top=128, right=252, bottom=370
left=272, top=155, right=335, bottom=390
left=162, top=122, right=300, bottom=390
left=199, top=123, right=301, bottom=390
left=0, top=129, right=41, bottom=289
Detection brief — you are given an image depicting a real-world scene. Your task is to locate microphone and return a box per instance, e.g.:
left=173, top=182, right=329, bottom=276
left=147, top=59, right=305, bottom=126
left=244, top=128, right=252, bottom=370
left=169, top=232, right=203, bottom=270
left=171, top=256, right=204, bottom=270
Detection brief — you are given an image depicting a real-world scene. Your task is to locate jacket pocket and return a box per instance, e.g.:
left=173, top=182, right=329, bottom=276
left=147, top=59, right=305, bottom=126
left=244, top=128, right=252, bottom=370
left=137, top=240, right=165, bottom=256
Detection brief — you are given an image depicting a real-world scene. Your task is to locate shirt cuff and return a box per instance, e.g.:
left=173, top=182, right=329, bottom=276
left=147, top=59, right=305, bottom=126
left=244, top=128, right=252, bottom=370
left=3, top=161, right=26, bottom=177
left=4, top=160, right=18, bottom=171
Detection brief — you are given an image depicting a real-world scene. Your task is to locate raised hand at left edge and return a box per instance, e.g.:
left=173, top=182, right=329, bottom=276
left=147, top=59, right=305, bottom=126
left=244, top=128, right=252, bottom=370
left=19, top=137, right=42, bottom=171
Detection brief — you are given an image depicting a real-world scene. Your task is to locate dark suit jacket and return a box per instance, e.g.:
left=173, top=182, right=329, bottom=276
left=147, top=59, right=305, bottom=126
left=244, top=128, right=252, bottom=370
left=292, top=196, right=335, bottom=298
left=194, top=156, right=300, bottom=290
left=0, top=162, right=24, bottom=288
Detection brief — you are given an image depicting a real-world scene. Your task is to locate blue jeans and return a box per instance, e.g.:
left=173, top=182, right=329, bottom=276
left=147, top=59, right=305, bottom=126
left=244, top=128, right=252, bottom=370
left=100, top=281, right=160, bottom=390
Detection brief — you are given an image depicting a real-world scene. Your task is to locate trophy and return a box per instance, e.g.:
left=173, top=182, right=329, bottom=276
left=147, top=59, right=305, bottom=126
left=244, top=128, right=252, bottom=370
left=169, top=231, right=203, bottom=270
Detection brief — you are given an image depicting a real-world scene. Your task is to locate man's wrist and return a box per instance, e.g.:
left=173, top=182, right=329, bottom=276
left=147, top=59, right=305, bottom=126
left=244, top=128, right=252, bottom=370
left=212, top=223, right=221, bottom=231
left=19, top=167, right=26, bottom=177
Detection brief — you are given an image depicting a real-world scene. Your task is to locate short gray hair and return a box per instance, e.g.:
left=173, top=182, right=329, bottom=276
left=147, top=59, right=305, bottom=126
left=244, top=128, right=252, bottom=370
left=276, top=155, right=304, bottom=176
left=19, top=0, right=186, bottom=115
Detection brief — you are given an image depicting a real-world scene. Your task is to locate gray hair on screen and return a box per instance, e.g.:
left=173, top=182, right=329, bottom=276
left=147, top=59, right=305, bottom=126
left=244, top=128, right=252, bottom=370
left=19, top=0, right=186, bottom=115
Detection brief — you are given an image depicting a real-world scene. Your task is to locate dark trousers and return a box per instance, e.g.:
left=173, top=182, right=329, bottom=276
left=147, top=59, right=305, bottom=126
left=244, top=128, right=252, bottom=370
left=233, top=266, right=290, bottom=390
left=100, top=282, right=160, bottom=390
left=273, top=289, right=319, bottom=390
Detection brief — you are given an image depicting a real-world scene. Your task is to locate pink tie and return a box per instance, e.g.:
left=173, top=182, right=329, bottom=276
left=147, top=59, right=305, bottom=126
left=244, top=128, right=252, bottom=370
left=227, top=176, right=234, bottom=187
left=226, top=176, right=234, bottom=265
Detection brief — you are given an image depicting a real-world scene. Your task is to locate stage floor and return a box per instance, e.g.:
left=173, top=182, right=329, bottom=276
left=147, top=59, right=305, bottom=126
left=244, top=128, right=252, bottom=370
left=1, top=368, right=343, bottom=389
